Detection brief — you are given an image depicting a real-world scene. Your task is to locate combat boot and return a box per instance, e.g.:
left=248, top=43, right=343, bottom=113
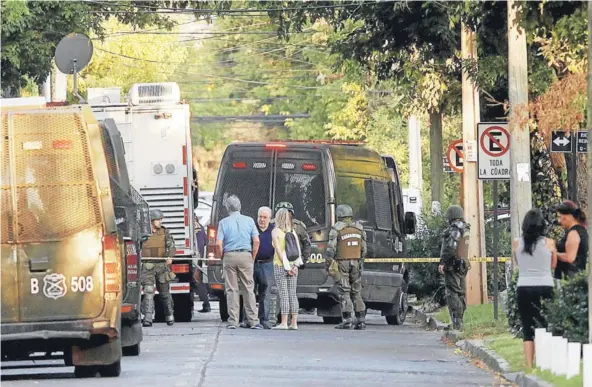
left=354, top=311, right=366, bottom=330
left=335, top=313, right=353, bottom=329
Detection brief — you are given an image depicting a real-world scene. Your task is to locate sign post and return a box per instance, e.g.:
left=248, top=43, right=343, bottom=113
left=477, top=122, right=511, bottom=320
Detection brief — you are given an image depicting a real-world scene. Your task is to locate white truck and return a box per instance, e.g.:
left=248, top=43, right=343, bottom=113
left=89, top=82, right=197, bottom=322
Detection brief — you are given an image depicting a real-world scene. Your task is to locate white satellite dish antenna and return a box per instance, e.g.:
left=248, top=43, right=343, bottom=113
left=54, top=33, right=94, bottom=103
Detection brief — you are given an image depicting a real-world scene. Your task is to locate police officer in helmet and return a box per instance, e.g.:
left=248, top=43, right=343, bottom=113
left=438, top=205, right=471, bottom=331
left=140, top=209, right=176, bottom=327
left=326, top=204, right=367, bottom=330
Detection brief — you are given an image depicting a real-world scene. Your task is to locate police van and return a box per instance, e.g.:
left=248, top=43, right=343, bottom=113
left=207, top=141, right=416, bottom=325
left=1, top=99, right=124, bottom=377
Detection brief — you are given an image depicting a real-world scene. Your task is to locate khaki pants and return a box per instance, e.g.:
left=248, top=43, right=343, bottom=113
left=223, top=251, right=259, bottom=326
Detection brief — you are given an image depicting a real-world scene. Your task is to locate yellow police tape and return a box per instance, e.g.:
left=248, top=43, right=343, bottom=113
left=363, top=257, right=510, bottom=263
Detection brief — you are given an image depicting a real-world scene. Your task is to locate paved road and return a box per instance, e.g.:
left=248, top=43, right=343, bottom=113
left=2, top=303, right=506, bottom=387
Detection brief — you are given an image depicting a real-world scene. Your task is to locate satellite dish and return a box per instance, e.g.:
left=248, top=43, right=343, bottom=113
left=55, top=33, right=93, bottom=74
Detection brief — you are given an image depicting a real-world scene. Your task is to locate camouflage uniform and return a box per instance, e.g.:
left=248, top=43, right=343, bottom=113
left=268, top=202, right=312, bottom=325
left=439, top=205, right=470, bottom=331
left=141, top=210, right=176, bottom=326
left=326, top=204, right=367, bottom=330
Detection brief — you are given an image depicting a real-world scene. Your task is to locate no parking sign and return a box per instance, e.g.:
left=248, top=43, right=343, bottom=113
left=477, top=123, right=510, bottom=180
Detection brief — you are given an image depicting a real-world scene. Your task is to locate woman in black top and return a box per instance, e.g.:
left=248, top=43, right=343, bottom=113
left=554, top=200, right=588, bottom=280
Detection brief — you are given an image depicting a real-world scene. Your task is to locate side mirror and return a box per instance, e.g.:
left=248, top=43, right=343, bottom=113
left=404, top=212, right=416, bottom=235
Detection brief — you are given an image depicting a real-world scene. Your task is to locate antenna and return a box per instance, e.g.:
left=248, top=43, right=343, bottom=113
left=54, top=33, right=93, bottom=104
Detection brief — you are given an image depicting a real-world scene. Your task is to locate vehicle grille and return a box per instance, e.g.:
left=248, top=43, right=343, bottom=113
left=140, top=187, right=186, bottom=247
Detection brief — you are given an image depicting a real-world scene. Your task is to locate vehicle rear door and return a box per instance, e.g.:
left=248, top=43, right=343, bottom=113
left=8, top=110, right=107, bottom=322
left=214, top=146, right=274, bottom=221
left=273, top=148, right=329, bottom=284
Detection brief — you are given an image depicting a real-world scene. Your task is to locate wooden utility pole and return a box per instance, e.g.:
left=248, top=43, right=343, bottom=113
left=507, top=0, right=532, bottom=258
left=429, top=111, right=444, bottom=209
left=586, top=0, right=592, bottom=345
left=461, top=23, right=488, bottom=305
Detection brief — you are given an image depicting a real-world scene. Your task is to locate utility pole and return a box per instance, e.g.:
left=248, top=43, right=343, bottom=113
left=408, top=115, right=423, bottom=191
left=429, top=111, right=443, bottom=211
left=507, top=0, right=532, bottom=261
left=586, top=0, right=592, bottom=346
left=461, top=23, right=488, bottom=305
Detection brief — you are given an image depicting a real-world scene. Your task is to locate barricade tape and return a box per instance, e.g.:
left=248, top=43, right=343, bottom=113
left=364, top=257, right=510, bottom=263
left=142, top=256, right=510, bottom=263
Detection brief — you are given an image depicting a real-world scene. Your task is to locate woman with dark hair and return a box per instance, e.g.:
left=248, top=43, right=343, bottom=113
left=512, top=208, right=557, bottom=368
left=554, top=200, right=589, bottom=280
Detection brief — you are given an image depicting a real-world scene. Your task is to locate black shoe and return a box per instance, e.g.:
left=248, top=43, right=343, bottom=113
left=335, top=321, right=353, bottom=330
left=198, top=306, right=211, bottom=313
left=142, top=321, right=152, bottom=327
left=354, top=321, right=366, bottom=330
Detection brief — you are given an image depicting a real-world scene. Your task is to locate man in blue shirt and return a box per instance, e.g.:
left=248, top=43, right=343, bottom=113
left=215, top=195, right=263, bottom=329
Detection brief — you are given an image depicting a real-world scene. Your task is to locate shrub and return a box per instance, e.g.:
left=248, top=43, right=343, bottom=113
left=506, top=270, right=523, bottom=339
left=544, top=271, right=589, bottom=344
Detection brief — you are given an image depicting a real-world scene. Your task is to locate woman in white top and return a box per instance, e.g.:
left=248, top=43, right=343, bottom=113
left=511, top=208, right=557, bottom=369
left=272, top=208, right=304, bottom=330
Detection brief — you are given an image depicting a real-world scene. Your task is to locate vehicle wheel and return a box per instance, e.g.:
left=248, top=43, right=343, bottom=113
left=218, top=293, right=229, bottom=322
left=323, top=316, right=342, bottom=324
left=99, top=359, right=121, bottom=377
left=174, top=293, right=194, bottom=322
left=386, top=290, right=408, bottom=325
left=122, top=343, right=140, bottom=357
left=74, top=365, right=98, bottom=378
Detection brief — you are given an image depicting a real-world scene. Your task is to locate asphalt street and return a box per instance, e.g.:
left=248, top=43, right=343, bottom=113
left=1, top=302, right=509, bottom=387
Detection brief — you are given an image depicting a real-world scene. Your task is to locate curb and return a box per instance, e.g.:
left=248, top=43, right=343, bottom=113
left=414, top=307, right=552, bottom=387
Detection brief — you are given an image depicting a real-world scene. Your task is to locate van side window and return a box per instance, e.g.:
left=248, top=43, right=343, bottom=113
left=335, top=176, right=370, bottom=225
left=365, top=180, right=396, bottom=232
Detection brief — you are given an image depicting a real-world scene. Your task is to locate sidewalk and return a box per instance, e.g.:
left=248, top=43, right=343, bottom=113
left=413, top=303, right=583, bottom=387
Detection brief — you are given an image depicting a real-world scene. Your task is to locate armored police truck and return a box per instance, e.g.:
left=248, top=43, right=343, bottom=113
left=99, top=118, right=150, bottom=356
left=90, top=83, right=197, bottom=322
left=206, top=141, right=416, bottom=325
left=1, top=99, right=124, bottom=377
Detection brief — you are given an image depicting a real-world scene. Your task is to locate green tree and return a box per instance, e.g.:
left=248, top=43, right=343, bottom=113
left=0, top=0, right=230, bottom=96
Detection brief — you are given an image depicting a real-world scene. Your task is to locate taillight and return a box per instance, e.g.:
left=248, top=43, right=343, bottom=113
left=265, top=143, right=287, bottom=149
left=232, top=161, right=247, bottom=169
left=171, top=264, right=189, bottom=274
left=125, top=240, right=138, bottom=283
left=302, top=163, right=317, bottom=171
left=103, top=234, right=122, bottom=293
left=206, top=225, right=217, bottom=264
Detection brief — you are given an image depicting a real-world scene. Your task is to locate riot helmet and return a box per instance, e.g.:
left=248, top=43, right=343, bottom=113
left=150, top=209, right=165, bottom=221
left=275, top=201, right=294, bottom=214
left=445, top=205, right=464, bottom=223
left=336, top=204, right=354, bottom=220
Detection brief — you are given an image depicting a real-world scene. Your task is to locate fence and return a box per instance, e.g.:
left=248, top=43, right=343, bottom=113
left=535, top=328, right=592, bottom=385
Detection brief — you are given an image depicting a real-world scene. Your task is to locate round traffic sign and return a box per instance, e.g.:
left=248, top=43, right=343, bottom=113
left=446, top=139, right=464, bottom=173
left=480, top=126, right=510, bottom=158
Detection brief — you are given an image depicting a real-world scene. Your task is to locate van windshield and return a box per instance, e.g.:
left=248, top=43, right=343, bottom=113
left=274, top=170, right=325, bottom=229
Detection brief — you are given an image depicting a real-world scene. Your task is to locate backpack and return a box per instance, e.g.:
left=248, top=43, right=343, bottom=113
left=284, top=230, right=301, bottom=262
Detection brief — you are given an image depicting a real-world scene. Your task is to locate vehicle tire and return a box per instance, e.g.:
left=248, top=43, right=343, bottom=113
left=322, top=316, right=342, bottom=324
left=174, top=293, right=194, bottom=322
left=386, top=289, right=408, bottom=325
left=99, top=359, right=121, bottom=377
left=122, top=343, right=140, bottom=357
left=74, top=365, right=98, bottom=378
left=218, top=293, right=229, bottom=322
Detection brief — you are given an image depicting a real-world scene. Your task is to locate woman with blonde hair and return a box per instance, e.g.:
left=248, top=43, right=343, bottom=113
left=272, top=208, right=304, bottom=330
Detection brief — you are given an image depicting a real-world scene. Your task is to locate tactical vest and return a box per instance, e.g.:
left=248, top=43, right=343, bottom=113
left=336, top=226, right=363, bottom=260
left=142, top=229, right=167, bottom=260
